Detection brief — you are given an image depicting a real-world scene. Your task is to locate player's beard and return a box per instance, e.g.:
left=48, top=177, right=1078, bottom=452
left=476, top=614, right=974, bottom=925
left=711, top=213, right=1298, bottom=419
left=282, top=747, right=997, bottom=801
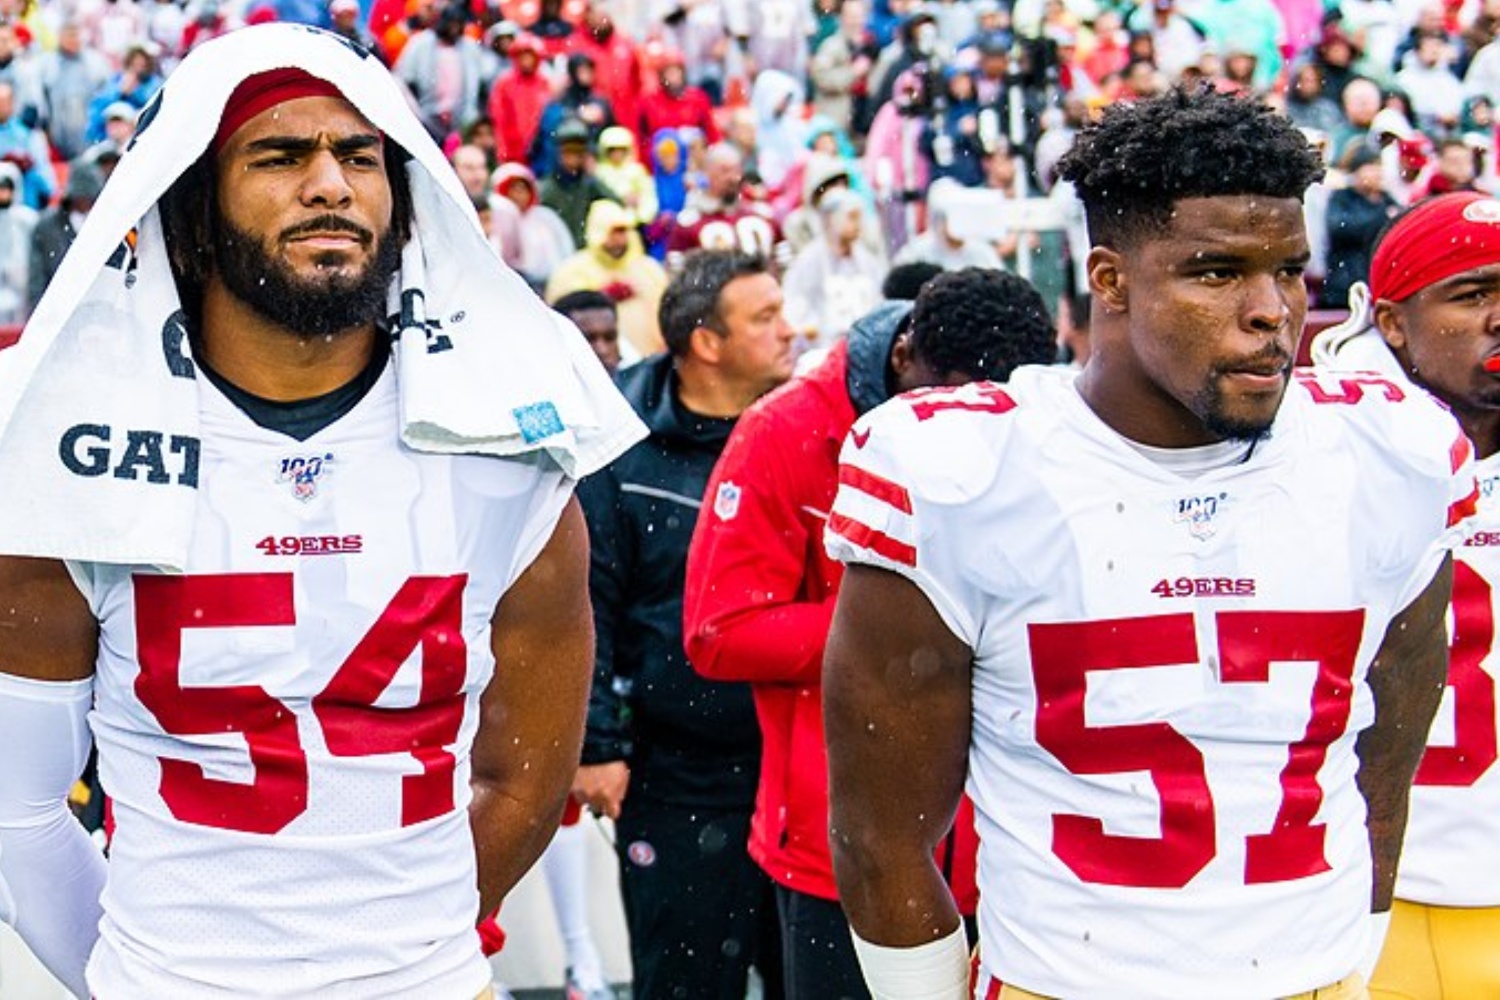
left=213, top=214, right=401, bottom=338
left=1191, top=377, right=1284, bottom=445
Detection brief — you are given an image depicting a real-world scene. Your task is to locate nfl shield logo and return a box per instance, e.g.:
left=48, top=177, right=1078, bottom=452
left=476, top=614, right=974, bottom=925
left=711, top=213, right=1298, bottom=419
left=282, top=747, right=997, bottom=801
left=714, top=481, right=742, bottom=521
left=277, top=453, right=335, bottom=502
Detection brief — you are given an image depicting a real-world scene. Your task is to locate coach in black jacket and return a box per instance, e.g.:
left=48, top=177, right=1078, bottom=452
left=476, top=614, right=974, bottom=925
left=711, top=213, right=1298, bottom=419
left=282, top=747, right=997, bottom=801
left=573, top=250, right=795, bottom=1000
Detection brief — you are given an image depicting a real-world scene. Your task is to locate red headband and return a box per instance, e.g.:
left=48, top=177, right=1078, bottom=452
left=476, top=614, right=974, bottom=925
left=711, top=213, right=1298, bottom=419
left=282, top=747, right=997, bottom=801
left=1369, top=192, right=1500, bottom=303
left=212, top=68, right=347, bottom=152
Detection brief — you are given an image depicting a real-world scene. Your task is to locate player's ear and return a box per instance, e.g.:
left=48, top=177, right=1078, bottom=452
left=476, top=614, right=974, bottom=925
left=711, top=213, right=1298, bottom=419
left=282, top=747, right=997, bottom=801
left=1371, top=299, right=1408, bottom=353
left=688, top=324, right=726, bottom=365
left=1088, top=246, right=1127, bottom=314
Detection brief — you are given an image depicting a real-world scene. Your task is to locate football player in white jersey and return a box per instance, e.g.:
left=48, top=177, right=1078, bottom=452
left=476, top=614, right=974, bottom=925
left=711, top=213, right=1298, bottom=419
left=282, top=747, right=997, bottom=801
left=0, top=29, right=615, bottom=1000
left=1313, top=191, right=1500, bottom=998
left=822, top=86, right=1476, bottom=1000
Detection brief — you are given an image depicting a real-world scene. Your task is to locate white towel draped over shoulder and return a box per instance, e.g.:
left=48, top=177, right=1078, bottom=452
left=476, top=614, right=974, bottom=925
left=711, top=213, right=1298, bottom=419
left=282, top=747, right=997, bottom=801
left=0, top=24, right=644, bottom=570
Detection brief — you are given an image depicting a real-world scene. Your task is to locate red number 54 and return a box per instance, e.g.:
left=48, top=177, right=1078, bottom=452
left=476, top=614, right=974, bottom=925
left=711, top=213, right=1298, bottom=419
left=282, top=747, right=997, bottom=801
left=1028, top=610, right=1365, bottom=888
left=132, top=572, right=469, bottom=835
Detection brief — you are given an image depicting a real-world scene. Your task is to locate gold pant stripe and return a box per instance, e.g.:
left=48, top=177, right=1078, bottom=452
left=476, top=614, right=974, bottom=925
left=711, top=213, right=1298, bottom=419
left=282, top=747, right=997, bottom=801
left=1370, top=897, right=1500, bottom=999
left=995, top=973, right=1367, bottom=999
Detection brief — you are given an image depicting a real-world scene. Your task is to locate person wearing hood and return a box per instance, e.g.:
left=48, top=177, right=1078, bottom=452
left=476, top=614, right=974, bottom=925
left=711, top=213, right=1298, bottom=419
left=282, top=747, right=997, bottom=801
left=637, top=47, right=719, bottom=154
left=781, top=151, right=860, bottom=253
left=649, top=127, right=690, bottom=219
left=547, top=199, right=668, bottom=356
left=27, top=155, right=101, bottom=309
left=489, top=30, right=554, bottom=165
left=593, top=126, right=657, bottom=229
left=774, top=116, right=874, bottom=223
left=490, top=161, right=576, bottom=289
left=564, top=2, right=644, bottom=144
left=892, top=179, right=1003, bottom=271
left=920, top=61, right=986, bottom=188
left=540, top=116, right=622, bottom=246
left=0, top=157, right=34, bottom=324
left=531, top=51, right=616, bottom=176
left=1322, top=144, right=1399, bottom=308
left=0, top=78, right=53, bottom=212
left=868, top=10, right=942, bottom=121
left=749, top=69, right=809, bottom=194
left=0, top=25, right=634, bottom=999
left=651, top=0, right=729, bottom=103
left=781, top=187, right=886, bottom=356
left=684, top=269, right=1058, bottom=998
left=573, top=251, right=795, bottom=1000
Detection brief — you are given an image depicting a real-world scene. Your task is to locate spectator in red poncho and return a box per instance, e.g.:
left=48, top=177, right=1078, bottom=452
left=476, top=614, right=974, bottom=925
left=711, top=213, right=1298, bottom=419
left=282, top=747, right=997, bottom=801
left=637, top=48, right=719, bottom=156
left=489, top=31, right=553, bottom=163
left=565, top=2, right=642, bottom=144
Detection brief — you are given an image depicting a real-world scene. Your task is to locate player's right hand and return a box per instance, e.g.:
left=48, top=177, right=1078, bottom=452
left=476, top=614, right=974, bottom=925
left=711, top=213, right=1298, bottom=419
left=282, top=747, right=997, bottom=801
left=572, top=761, right=630, bottom=820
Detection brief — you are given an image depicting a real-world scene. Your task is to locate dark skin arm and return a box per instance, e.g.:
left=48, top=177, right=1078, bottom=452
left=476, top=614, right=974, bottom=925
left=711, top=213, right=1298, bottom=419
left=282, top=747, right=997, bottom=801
left=470, top=496, right=594, bottom=916
left=1357, top=555, right=1452, bottom=912
left=0, top=556, right=97, bottom=681
left=824, top=563, right=972, bottom=946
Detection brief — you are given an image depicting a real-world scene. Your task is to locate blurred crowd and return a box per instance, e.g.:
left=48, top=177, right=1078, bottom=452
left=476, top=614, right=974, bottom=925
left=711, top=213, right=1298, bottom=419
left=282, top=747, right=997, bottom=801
left=0, top=0, right=1495, bottom=351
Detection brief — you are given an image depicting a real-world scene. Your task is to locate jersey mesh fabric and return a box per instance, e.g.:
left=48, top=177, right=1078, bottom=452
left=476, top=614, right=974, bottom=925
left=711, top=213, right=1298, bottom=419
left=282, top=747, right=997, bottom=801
left=73, top=367, right=572, bottom=996
left=826, top=365, right=1473, bottom=998
left=1399, top=449, right=1500, bottom=906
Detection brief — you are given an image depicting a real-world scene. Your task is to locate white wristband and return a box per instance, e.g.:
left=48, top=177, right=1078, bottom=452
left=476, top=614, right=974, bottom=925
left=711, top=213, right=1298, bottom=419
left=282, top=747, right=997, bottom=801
left=851, top=923, right=969, bottom=1000
left=1358, top=910, right=1393, bottom=982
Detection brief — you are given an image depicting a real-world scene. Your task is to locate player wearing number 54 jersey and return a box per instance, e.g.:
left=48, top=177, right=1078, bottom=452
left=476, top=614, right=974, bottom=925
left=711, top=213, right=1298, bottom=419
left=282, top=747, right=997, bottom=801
left=1314, top=192, right=1500, bottom=998
left=822, top=87, right=1476, bottom=1000
left=0, top=25, right=643, bottom=1000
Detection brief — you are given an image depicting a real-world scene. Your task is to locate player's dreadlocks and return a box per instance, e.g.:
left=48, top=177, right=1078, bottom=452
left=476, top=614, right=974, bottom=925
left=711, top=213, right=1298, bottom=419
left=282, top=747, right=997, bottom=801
left=1057, top=85, right=1324, bottom=250
left=910, top=267, right=1057, bottom=381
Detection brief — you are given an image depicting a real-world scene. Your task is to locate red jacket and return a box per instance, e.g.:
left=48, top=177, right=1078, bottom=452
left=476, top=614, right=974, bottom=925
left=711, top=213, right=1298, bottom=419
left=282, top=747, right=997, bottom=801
left=685, top=343, right=851, bottom=899
left=637, top=86, right=721, bottom=151
left=490, top=66, right=554, bottom=164
left=684, top=341, right=978, bottom=911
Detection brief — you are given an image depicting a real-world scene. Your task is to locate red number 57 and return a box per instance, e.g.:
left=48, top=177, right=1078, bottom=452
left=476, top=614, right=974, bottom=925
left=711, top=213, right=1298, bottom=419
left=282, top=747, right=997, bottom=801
left=1028, top=610, right=1365, bottom=888
left=133, top=572, right=469, bottom=835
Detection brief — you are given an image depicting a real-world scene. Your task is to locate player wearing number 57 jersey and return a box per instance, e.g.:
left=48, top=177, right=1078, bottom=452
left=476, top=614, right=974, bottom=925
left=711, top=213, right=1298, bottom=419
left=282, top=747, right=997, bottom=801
left=822, top=87, right=1476, bottom=1000
left=1314, top=192, right=1500, bottom=998
left=0, top=25, right=642, bottom=1000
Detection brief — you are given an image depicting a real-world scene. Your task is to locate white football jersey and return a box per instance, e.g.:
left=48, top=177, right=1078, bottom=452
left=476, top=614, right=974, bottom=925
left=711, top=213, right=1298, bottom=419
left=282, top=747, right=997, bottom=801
left=1399, top=452, right=1500, bottom=905
left=1313, top=327, right=1500, bottom=907
left=826, top=365, right=1474, bottom=999
left=68, top=364, right=572, bottom=997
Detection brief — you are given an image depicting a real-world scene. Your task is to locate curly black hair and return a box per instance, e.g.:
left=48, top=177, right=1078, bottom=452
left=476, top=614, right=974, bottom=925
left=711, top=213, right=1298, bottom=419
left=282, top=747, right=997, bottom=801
left=910, top=268, right=1056, bottom=380
left=1057, top=85, right=1324, bottom=250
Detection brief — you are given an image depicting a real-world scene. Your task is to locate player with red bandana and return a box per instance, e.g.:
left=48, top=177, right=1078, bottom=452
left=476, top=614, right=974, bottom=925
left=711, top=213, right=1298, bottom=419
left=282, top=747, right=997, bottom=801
left=1314, top=191, right=1500, bottom=998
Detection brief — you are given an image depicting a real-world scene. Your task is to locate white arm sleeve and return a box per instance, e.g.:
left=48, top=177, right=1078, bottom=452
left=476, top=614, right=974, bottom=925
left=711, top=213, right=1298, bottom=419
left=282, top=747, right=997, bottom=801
left=0, top=672, right=104, bottom=1000
left=851, top=924, right=969, bottom=1000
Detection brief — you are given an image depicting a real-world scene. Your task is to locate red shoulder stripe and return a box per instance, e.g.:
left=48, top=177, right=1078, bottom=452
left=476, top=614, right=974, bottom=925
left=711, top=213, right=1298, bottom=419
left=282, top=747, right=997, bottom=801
left=828, top=512, right=918, bottom=567
left=838, top=463, right=913, bottom=514
left=1449, top=484, right=1481, bottom=528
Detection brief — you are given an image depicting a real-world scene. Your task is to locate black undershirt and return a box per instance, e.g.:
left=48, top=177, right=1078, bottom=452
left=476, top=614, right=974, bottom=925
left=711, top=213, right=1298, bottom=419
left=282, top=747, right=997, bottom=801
left=197, top=336, right=391, bottom=442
